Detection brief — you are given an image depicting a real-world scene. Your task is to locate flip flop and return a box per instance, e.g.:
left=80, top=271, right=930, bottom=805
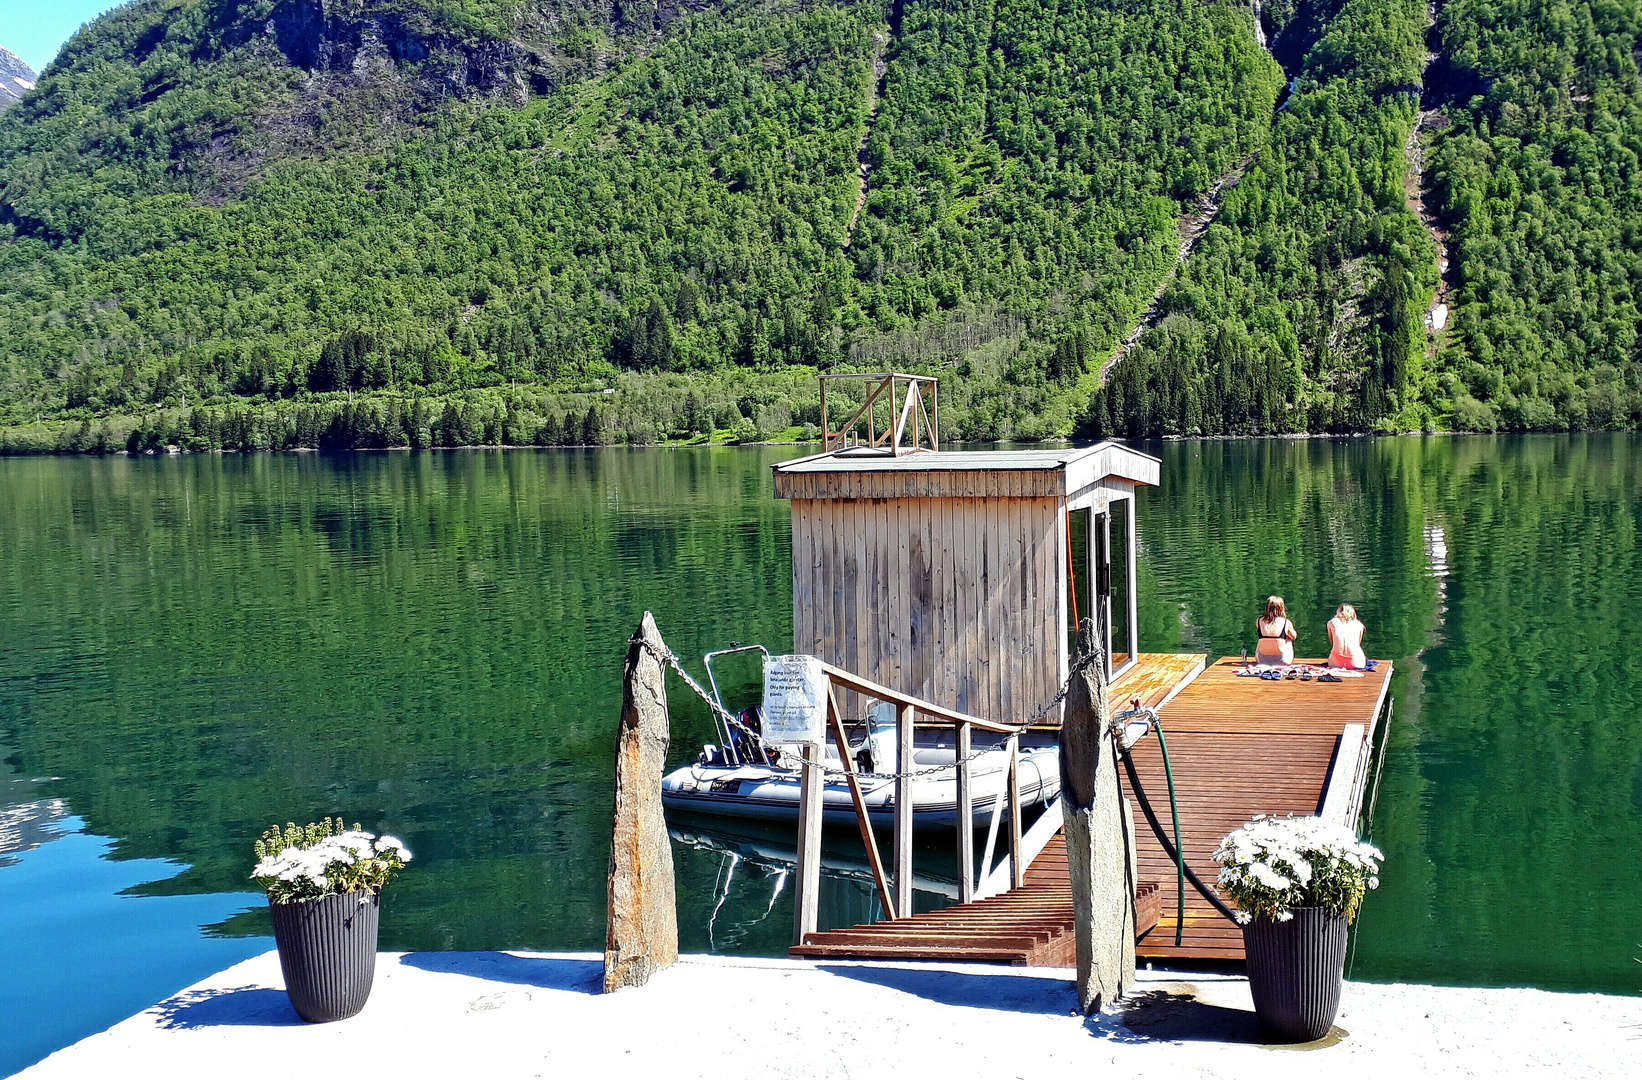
left=1301, top=669, right=1314, bottom=681
left=1284, top=669, right=1299, bottom=680
left=1318, top=673, right=1342, bottom=683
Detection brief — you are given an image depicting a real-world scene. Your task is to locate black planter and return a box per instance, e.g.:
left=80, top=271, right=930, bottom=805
left=269, top=891, right=380, bottom=1023
left=1241, top=905, right=1348, bottom=1042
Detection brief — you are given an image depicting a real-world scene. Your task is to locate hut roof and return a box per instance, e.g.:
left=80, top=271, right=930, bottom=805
left=772, top=442, right=1159, bottom=500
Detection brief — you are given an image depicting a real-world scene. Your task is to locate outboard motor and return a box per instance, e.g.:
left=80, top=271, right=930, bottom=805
left=733, top=706, right=777, bottom=766
left=862, top=701, right=898, bottom=775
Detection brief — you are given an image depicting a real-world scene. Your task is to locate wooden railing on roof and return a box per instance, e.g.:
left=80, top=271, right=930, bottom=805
left=791, top=661, right=1028, bottom=946
left=818, top=372, right=938, bottom=455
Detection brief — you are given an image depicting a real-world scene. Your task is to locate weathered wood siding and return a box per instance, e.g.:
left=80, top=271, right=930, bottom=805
left=791, top=496, right=1063, bottom=723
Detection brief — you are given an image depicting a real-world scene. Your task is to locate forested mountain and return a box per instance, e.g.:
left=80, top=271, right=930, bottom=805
left=0, top=0, right=1638, bottom=449
left=1426, top=0, right=1642, bottom=431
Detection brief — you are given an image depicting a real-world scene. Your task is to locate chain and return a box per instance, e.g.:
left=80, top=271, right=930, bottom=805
left=630, top=629, right=1108, bottom=783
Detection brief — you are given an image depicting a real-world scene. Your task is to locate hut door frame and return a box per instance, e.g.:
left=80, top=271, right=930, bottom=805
left=1092, top=510, right=1113, bottom=678
left=1086, top=498, right=1139, bottom=682
left=1111, top=495, right=1139, bottom=679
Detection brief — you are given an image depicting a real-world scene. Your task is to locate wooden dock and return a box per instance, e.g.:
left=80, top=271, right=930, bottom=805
left=1131, top=656, right=1392, bottom=961
left=790, top=655, right=1391, bottom=965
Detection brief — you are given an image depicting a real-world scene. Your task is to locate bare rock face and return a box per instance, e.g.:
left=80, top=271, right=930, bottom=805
left=603, top=611, right=678, bottom=992
left=248, top=0, right=553, bottom=102
left=1059, top=620, right=1137, bottom=1014
left=0, top=47, right=37, bottom=110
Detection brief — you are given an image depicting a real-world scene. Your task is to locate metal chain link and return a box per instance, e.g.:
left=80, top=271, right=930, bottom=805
left=629, top=629, right=1111, bottom=783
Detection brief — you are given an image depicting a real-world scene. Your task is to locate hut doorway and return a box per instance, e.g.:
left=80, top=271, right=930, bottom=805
left=1066, top=504, right=1134, bottom=681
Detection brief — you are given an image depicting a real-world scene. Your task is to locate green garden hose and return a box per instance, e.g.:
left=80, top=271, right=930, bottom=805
left=1152, top=718, right=1186, bottom=946
left=1120, top=730, right=1239, bottom=924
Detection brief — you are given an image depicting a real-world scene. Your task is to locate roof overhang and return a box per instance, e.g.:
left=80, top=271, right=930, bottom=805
left=771, top=443, right=1160, bottom=500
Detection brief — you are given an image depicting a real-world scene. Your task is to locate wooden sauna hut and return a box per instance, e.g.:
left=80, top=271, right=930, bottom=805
left=771, top=441, right=1161, bottom=725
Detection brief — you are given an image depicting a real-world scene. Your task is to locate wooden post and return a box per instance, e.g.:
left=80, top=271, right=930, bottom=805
left=955, top=721, right=974, bottom=902
left=979, top=758, right=1004, bottom=895
left=1007, top=734, right=1023, bottom=888
left=820, top=379, right=830, bottom=451
left=792, top=740, right=824, bottom=945
left=893, top=702, right=915, bottom=918
left=890, top=376, right=900, bottom=451
left=1124, top=496, right=1140, bottom=666
left=603, top=612, right=678, bottom=992
left=1059, top=618, right=1135, bottom=1013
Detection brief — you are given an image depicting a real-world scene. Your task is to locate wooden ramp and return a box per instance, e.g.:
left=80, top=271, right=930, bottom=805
left=790, top=655, right=1391, bottom=967
left=1130, top=657, right=1392, bottom=962
left=792, top=835, right=1162, bottom=965
left=790, top=653, right=1201, bottom=964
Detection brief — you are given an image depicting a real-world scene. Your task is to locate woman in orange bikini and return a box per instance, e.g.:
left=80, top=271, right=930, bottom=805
left=1328, top=603, right=1368, bottom=670
left=1254, top=596, right=1297, bottom=666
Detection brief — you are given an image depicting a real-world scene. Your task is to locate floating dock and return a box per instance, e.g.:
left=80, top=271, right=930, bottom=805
left=792, top=654, right=1391, bottom=964
left=1129, top=656, right=1392, bottom=961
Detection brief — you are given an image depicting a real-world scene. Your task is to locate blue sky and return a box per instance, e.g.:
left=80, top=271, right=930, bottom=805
left=1, top=1, right=123, bottom=73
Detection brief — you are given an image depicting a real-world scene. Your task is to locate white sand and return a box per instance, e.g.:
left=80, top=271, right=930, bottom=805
left=18, top=951, right=1640, bottom=1079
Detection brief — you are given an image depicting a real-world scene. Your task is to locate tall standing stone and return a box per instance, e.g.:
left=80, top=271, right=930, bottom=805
left=603, top=611, right=679, bottom=992
left=1059, top=619, right=1137, bottom=1013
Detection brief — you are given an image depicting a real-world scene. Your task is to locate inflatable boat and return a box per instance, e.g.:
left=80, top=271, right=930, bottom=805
left=659, top=645, right=1060, bottom=830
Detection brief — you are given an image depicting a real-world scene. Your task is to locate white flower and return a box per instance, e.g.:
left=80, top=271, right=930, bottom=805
left=1276, top=909, right=1294, bottom=922
left=375, top=836, right=411, bottom=861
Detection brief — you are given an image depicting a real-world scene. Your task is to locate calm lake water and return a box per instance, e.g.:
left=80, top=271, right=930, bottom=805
left=2, top=437, right=1640, bottom=1069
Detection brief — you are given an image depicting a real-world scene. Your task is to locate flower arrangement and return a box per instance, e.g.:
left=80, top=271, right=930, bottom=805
left=1213, top=815, right=1382, bottom=925
left=252, top=817, right=412, bottom=905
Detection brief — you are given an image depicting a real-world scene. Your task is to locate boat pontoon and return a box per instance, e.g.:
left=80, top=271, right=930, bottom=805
left=659, top=645, right=1061, bottom=830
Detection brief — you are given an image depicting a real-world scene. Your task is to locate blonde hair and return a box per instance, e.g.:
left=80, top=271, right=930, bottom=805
left=1264, top=596, right=1287, bottom=621
left=1336, top=603, right=1358, bottom=622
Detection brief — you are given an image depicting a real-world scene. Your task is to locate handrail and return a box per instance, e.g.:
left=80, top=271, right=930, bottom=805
left=792, top=662, right=1027, bottom=943
left=818, top=662, right=1024, bottom=734
left=818, top=372, right=940, bottom=453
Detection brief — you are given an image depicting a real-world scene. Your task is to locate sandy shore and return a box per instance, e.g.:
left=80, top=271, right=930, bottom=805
left=17, top=951, right=1640, bottom=1078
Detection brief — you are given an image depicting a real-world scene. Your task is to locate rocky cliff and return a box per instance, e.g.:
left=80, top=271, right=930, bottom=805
left=0, top=47, right=36, bottom=110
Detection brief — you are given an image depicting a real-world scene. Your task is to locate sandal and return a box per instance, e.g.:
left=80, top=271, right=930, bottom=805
left=1318, top=673, right=1342, bottom=683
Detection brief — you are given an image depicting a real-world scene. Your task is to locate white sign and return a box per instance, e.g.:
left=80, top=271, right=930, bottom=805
left=762, top=654, right=827, bottom=745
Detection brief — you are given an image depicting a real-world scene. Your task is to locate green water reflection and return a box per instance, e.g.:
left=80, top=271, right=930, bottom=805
left=0, top=438, right=1638, bottom=994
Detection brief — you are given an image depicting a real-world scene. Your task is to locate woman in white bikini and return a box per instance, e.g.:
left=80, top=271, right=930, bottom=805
left=1328, top=603, right=1368, bottom=670
left=1254, top=596, right=1297, bottom=666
